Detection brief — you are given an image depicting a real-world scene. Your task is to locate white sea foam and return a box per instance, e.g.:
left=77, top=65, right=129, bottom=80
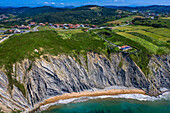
left=40, top=92, right=170, bottom=111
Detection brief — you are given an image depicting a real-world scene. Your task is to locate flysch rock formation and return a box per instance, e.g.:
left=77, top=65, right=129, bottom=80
left=0, top=52, right=169, bottom=112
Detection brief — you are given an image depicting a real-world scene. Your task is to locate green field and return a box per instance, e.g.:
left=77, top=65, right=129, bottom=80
left=161, top=17, right=170, bottom=19
left=58, top=29, right=84, bottom=39
left=112, top=25, right=153, bottom=31
left=133, top=18, right=170, bottom=28
left=113, top=25, right=170, bottom=54
left=0, top=28, right=8, bottom=30
left=133, top=30, right=170, bottom=42
left=147, top=28, right=170, bottom=38
left=96, top=29, right=154, bottom=75
left=38, top=26, right=55, bottom=31
left=116, top=32, right=159, bottom=54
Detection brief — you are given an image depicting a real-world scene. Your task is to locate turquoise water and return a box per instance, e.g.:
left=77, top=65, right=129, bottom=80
left=42, top=98, right=170, bottom=113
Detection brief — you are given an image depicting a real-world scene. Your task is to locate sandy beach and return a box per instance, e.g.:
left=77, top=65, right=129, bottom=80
left=40, top=88, right=146, bottom=106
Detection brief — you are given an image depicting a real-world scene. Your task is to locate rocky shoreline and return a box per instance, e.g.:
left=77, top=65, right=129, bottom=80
left=0, top=52, right=169, bottom=112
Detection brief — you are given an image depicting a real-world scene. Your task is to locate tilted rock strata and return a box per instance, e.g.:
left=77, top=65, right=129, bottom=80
left=0, top=52, right=169, bottom=112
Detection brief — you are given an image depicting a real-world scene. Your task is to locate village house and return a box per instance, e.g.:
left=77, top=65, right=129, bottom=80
left=75, top=24, right=80, bottom=28
left=80, top=24, right=84, bottom=27
left=14, top=29, right=21, bottom=34
left=63, top=26, right=68, bottom=29
left=84, top=24, right=89, bottom=27
left=30, top=22, right=36, bottom=26
left=64, top=24, right=68, bottom=26
left=39, top=23, right=45, bottom=26
left=91, top=25, right=97, bottom=28
left=119, top=45, right=132, bottom=51
left=69, top=25, right=74, bottom=29
left=8, top=30, right=14, bottom=33
left=49, top=23, right=53, bottom=26
left=54, top=24, right=60, bottom=28
left=18, top=25, right=30, bottom=29
left=84, top=29, right=89, bottom=32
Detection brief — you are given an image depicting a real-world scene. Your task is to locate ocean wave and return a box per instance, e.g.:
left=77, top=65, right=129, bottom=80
left=89, top=92, right=170, bottom=101
left=40, top=92, right=170, bottom=111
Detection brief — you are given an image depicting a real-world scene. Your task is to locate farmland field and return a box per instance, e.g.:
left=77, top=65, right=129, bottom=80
left=133, top=30, right=170, bottom=42
left=95, top=25, right=170, bottom=75
left=161, top=17, right=170, bottom=19
left=116, top=32, right=159, bottom=54
left=147, top=28, right=170, bottom=38
left=112, top=25, right=153, bottom=31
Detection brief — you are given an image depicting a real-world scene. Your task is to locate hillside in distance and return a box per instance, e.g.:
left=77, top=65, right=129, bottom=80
left=0, top=5, right=133, bottom=25
left=105, top=5, right=170, bottom=13
left=1, top=5, right=169, bottom=26
left=0, top=6, right=68, bottom=16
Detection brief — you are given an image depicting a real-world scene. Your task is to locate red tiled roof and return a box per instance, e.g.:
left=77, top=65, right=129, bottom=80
left=69, top=26, right=74, bottom=29
left=121, top=45, right=130, bottom=48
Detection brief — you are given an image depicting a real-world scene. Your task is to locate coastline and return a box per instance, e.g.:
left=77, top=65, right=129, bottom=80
left=26, top=87, right=170, bottom=112
left=40, top=88, right=146, bottom=107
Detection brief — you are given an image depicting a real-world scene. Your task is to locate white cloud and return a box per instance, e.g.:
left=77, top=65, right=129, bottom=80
left=60, top=3, right=64, bottom=5
left=44, top=2, right=56, bottom=5
left=44, top=2, right=49, bottom=4
left=114, top=0, right=125, bottom=2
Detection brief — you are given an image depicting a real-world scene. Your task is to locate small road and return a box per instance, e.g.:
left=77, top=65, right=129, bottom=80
left=51, top=26, right=57, bottom=29
left=90, top=24, right=130, bottom=48
left=32, top=26, right=39, bottom=31
left=111, top=24, right=129, bottom=29
left=95, top=32, right=119, bottom=47
left=0, top=28, right=32, bottom=43
left=0, top=30, right=7, bottom=33
left=0, top=34, right=13, bottom=43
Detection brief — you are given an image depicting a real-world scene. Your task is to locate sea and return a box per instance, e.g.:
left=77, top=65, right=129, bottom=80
left=41, top=93, right=170, bottom=113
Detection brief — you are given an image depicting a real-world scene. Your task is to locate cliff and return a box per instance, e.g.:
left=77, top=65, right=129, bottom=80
left=0, top=52, right=169, bottom=112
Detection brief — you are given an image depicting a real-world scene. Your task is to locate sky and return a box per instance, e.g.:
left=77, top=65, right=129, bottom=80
left=0, top=0, right=170, bottom=7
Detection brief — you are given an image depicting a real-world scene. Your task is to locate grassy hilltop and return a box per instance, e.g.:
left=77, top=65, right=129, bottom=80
left=0, top=30, right=107, bottom=67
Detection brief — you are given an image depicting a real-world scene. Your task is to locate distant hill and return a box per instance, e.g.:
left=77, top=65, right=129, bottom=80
left=3, top=5, right=169, bottom=26
left=104, top=5, right=170, bottom=13
left=30, top=5, right=119, bottom=25
left=0, top=6, right=68, bottom=16
left=0, top=7, right=30, bottom=15
left=1, top=5, right=128, bottom=25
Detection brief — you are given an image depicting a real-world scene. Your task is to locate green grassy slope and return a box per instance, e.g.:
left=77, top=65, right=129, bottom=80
left=147, top=28, right=170, bottom=38
left=0, top=30, right=107, bottom=67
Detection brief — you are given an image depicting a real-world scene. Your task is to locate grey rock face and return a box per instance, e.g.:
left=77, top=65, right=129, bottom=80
left=0, top=52, right=169, bottom=112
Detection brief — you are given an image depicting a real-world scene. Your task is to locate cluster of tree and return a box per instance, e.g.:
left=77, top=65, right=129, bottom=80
left=132, top=18, right=170, bottom=28
left=31, top=6, right=120, bottom=25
